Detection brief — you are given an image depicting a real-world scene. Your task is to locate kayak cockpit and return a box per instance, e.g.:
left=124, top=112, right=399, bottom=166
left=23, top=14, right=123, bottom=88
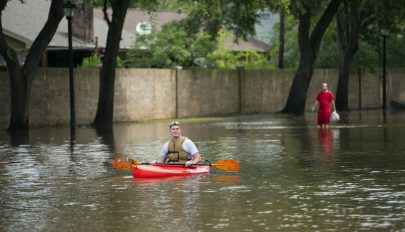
left=132, top=164, right=211, bottom=178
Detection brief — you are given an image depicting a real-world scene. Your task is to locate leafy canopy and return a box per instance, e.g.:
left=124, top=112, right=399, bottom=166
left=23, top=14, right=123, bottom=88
left=123, top=20, right=217, bottom=68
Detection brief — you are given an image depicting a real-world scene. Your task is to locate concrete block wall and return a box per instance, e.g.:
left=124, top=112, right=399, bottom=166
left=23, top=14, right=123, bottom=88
left=177, top=69, right=240, bottom=117
left=389, top=68, right=405, bottom=104
left=114, top=68, right=177, bottom=121
left=242, top=69, right=295, bottom=113
left=0, top=67, right=404, bottom=129
left=29, top=68, right=100, bottom=126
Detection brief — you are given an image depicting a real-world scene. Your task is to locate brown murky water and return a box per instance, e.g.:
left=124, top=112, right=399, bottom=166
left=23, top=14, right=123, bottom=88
left=1, top=110, right=405, bottom=231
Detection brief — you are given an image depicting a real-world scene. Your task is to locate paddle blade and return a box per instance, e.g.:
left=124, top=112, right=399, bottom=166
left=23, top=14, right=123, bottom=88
left=112, top=157, right=138, bottom=169
left=212, top=159, right=240, bottom=171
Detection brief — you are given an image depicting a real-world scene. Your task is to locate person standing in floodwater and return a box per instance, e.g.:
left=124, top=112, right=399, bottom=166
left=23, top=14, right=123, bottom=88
left=312, top=83, right=337, bottom=129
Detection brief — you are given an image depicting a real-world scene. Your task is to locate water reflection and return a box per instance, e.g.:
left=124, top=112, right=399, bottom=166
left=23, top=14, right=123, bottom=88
left=317, top=128, right=335, bottom=166
left=1, top=111, right=405, bottom=231
left=318, top=128, right=333, bottom=154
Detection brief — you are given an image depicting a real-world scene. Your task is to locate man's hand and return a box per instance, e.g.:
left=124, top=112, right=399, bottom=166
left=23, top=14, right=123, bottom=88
left=185, top=161, right=193, bottom=167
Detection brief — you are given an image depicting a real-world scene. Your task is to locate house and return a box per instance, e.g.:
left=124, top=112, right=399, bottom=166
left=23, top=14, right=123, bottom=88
left=2, top=1, right=95, bottom=67
left=1, top=1, right=272, bottom=68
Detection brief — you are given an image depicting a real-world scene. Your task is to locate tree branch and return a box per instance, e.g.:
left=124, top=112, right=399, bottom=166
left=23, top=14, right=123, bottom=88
left=310, top=0, right=343, bottom=51
left=23, top=0, right=64, bottom=75
left=103, top=0, right=112, bottom=26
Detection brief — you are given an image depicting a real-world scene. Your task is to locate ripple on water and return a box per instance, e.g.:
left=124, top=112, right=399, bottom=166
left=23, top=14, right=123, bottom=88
left=219, top=185, right=251, bottom=192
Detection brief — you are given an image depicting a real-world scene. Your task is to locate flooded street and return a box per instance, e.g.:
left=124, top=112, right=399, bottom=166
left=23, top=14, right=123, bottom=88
left=1, top=110, right=405, bottom=231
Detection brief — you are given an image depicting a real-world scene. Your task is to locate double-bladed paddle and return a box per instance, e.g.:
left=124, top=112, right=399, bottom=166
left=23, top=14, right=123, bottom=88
left=112, top=156, right=240, bottom=171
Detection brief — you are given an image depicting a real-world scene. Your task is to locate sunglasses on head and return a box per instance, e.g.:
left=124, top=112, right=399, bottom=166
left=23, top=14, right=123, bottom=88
left=169, top=121, right=180, bottom=128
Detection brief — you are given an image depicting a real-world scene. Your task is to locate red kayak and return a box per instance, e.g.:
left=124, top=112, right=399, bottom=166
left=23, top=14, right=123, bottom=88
left=132, top=164, right=211, bottom=178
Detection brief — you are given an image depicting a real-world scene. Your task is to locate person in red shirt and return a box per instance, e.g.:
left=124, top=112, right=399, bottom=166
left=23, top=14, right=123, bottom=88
left=312, top=83, right=336, bottom=128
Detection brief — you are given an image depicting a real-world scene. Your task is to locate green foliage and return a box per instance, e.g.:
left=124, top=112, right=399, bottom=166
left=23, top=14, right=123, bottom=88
left=268, top=12, right=300, bottom=68
left=266, top=2, right=405, bottom=70
left=177, top=0, right=265, bottom=39
left=123, top=21, right=217, bottom=68
left=81, top=53, right=101, bottom=68
left=351, top=40, right=379, bottom=71
left=359, top=0, right=405, bottom=68
left=124, top=20, right=274, bottom=70
left=86, top=0, right=405, bottom=71
left=116, top=56, right=124, bottom=68
left=316, top=20, right=339, bottom=68
left=81, top=53, right=124, bottom=68
left=388, top=33, right=405, bottom=67
left=351, top=33, right=405, bottom=70
left=129, top=0, right=193, bottom=11
left=213, top=30, right=273, bottom=69
left=214, top=50, right=274, bottom=69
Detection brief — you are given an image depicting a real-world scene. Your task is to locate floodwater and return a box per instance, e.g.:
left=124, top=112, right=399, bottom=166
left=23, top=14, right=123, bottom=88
left=0, top=110, right=405, bottom=232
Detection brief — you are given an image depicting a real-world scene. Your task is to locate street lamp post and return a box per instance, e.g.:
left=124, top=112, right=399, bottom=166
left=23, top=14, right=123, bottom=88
left=381, top=27, right=388, bottom=110
left=64, top=1, right=76, bottom=128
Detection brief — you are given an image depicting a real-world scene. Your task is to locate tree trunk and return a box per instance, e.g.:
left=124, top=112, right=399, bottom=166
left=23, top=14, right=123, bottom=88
left=335, top=0, right=360, bottom=112
left=8, top=62, right=31, bottom=132
left=0, top=0, right=64, bottom=132
left=283, top=58, right=315, bottom=115
left=336, top=53, right=353, bottom=112
left=281, top=0, right=343, bottom=115
left=93, top=0, right=129, bottom=127
left=278, top=8, right=285, bottom=69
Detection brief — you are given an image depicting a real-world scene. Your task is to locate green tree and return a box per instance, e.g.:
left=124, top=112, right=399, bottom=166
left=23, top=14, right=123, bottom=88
left=84, top=0, right=160, bottom=127
left=213, top=30, right=273, bottom=69
left=268, top=12, right=300, bottom=68
left=281, top=0, right=343, bottom=115
left=334, top=0, right=363, bottom=111
left=124, top=0, right=273, bottom=69
left=335, top=0, right=405, bottom=111
left=95, top=0, right=267, bottom=126
left=124, top=20, right=274, bottom=70
left=315, top=22, right=339, bottom=68
left=81, top=53, right=123, bottom=68
left=0, top=0, right=64, bottom=132
left=93, top=0, right=131, bottom=127
left=81, top=53, right=102, bottom=68
left=214, top=50, right=273, bottom=69
left=124, top=21, right=217, bottom=68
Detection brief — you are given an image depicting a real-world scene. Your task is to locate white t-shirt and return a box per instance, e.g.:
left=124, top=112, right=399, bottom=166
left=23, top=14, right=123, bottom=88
left=160, top=138, right=199, bottom=160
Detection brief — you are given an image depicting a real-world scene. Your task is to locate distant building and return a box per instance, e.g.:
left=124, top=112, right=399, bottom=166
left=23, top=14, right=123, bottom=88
left=255, top=11, right=279, bottom=44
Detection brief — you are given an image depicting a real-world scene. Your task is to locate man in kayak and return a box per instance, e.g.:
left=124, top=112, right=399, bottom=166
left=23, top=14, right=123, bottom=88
left=150, top=121, right=202, bottom=166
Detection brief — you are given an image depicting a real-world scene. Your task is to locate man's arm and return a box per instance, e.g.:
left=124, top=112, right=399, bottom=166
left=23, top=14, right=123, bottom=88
left=184, top=139, right=201, bottom=166
left=312, top=101, right=319, bottom=111
left=331, top=100, right=336, bottom=112
left=150, top=143, right=168, bottom=164
left=190, top=152, right=201, bottom=164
